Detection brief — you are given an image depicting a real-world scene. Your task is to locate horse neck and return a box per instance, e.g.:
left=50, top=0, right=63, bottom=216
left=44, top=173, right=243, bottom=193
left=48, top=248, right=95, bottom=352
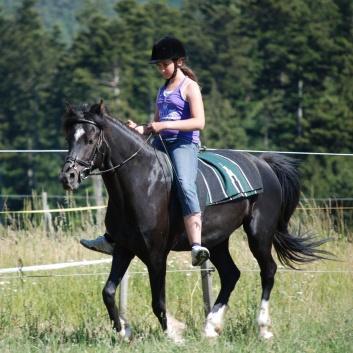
left=106, top=119, right=155, bottom=162
left=101, top=119, right=157, bottom=196
left=100, top=119, right=174, bottom=226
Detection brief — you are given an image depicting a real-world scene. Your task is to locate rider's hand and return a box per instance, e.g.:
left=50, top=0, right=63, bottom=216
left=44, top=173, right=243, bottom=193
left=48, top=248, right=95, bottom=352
left=127, top=120, right=137, bottom=129
left=147, top=122, right=164, bottom=134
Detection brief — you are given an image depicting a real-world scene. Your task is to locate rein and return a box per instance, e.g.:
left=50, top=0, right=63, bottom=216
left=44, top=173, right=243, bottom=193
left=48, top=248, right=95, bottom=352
left=65, top=119, right=152, bottom=180
left=90, top=128, right=152, bottom=176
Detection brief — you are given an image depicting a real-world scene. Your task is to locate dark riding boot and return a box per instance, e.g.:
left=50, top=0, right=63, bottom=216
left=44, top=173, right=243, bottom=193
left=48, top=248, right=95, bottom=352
left=80, top=234, right=114, bottom=255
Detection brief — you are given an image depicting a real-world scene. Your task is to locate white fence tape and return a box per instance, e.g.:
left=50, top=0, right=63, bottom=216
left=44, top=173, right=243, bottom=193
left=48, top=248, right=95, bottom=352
left=0, top=259, right=351, bottom=276
left=0, top=258, right=112, bottom=274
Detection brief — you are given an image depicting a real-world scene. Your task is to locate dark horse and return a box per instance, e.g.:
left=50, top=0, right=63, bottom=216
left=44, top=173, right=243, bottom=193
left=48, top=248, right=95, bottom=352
left=59, top=100, right=330, bottom=341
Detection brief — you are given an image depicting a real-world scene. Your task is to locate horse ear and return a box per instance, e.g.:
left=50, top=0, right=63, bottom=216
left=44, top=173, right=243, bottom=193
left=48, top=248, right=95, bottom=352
left=66, top=102, right=74, bottom=114
left=98, top=99, right=105, bottom=116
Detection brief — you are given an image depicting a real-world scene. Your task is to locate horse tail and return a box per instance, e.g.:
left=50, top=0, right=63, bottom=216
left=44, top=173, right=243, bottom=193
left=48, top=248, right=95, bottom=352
left=259, top=153, right=333, bottom=269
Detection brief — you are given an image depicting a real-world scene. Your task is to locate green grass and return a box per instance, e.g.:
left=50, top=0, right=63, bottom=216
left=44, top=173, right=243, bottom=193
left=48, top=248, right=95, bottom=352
left=0, top=203, right=352, bottom=352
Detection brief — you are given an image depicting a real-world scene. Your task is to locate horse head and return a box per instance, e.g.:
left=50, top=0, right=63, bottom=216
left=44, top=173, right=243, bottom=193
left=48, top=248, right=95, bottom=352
left=59, top=99, right=107, bottom=190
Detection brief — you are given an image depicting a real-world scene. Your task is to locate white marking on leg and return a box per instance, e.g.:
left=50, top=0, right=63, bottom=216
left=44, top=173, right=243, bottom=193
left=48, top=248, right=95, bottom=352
left=203, top=305, right=227, bottom=338
left=257, top=299, right=273, bottom=339
left=118, top=317, right=133, bottom=342
left=74, top=127, right=85, bottom=141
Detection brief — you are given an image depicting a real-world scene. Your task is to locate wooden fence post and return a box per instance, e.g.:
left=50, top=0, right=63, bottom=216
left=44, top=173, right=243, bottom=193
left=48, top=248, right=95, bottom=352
left=42, top=192, right=54, bottom=235
left=201, top=260, right=214, bottom=317
left=93, top=176, right=104, bottom=226
left=119, top=268, right=129, bottom=317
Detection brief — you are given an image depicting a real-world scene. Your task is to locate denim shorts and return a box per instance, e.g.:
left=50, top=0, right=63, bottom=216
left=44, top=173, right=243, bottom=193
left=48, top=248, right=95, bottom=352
left=152, top=137, right=201, bottom=217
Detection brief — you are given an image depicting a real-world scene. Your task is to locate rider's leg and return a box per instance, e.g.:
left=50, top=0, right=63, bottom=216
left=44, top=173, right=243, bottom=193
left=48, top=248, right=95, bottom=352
left=163, top=139, right=209, bottom=266
left=184, top=212, right=202, bottom=245
left=184, top=212, right=209, bottom=266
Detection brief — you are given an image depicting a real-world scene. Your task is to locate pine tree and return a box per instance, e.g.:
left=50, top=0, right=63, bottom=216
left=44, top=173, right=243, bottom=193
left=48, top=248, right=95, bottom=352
left=0, top=0, right=66, bottom=209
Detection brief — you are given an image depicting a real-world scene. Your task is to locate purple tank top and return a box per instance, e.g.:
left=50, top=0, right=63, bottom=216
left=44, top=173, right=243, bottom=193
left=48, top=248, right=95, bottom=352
left=156, top=77, right=200, bottom=144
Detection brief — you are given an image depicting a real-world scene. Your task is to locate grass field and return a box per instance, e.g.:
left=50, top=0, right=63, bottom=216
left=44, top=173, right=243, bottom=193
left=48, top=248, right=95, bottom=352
left=0, top=205, right=352, bottom=352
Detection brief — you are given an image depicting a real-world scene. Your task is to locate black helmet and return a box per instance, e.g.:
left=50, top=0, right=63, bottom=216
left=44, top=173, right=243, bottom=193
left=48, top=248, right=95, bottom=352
left=149, top=36, right=186, bottom=64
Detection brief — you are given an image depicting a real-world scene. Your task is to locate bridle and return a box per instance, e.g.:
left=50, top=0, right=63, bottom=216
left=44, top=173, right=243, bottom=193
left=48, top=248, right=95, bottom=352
left=64, top=119, right=152, bottom=181
left=64, top=119, right=105, bottom=181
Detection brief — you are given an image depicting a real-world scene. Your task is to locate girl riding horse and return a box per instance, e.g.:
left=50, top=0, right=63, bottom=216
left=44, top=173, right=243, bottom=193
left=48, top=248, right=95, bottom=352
left=81, top=36, right=210, bottom=266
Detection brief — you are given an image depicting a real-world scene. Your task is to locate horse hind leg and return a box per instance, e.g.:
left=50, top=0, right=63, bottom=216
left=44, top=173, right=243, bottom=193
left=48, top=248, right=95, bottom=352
left=203, top=239, right=240, bottom=338
left=244, top=221, right=277, bottom=340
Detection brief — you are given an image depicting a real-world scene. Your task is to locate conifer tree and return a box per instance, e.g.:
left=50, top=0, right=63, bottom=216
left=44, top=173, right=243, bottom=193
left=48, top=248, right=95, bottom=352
left=0, top=0, right=65, bottom=208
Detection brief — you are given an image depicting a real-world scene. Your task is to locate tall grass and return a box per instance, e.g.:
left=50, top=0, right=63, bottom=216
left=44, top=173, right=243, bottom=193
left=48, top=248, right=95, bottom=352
left=0, top=198, right=352, bottom=352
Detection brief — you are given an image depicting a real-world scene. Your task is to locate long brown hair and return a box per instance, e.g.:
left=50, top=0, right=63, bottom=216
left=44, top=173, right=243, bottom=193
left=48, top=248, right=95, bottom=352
left=164, top=60, right=200, bottom=88
left=180, top=63, right=198, bottom=82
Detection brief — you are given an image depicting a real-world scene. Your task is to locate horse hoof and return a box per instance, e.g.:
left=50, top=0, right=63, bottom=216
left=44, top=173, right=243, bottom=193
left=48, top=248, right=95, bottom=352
left=165, top=313, right=186, bottom=343
left=203, top=325, right=221, bottom=339
left=259, top=331, right=274, bottom=340
left=124, top=324, right=133, bottom=341
left=164, top=328, right=185, bottom=344
left=118, top=318, right=133, bottom=342
left=203, top=304, right=227, bottom=338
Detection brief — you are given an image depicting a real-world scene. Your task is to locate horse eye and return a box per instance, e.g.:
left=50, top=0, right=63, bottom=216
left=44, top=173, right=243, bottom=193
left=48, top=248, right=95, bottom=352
left=88, top=139, right=94, bottom=145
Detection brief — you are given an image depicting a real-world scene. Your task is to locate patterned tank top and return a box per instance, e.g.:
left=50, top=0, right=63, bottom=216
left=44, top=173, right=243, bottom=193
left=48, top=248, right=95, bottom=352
left=156, top=76, right=200, bottom=144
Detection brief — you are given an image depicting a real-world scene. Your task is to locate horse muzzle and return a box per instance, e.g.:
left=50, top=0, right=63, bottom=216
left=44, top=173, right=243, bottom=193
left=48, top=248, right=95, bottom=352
left=59, top=164, right=82, bottom=190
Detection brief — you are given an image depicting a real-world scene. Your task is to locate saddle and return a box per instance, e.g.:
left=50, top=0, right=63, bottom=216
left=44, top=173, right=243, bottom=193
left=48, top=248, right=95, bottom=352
left=197, top=150, right=262, bottom=210
left=163, top=149, right=263, bottom=211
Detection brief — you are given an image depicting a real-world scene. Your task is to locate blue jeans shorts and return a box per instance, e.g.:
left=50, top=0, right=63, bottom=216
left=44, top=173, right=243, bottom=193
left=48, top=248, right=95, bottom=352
left=152, top=137, right=201, bottom=217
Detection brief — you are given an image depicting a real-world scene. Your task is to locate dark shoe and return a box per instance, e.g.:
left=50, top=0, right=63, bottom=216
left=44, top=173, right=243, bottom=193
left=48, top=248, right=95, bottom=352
left=80, top=235, right=114, bottom=255
left=191, top=245, right=210, bottom=266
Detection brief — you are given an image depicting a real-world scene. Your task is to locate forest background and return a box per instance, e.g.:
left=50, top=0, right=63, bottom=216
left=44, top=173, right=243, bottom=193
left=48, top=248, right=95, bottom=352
left=1, top=0, right=353, bottom=228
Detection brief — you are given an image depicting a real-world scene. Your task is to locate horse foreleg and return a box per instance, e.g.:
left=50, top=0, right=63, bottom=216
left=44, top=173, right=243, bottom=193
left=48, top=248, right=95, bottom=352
left=102, top=246, right=134, bottom=341
left=148, top=259, right=185, bottom=342
left=203, top=239, right=240, bottom=338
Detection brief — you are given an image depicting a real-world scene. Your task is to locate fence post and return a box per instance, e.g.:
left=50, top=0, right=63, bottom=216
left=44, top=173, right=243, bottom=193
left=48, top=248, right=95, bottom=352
left=93, top=176, right=104, bottom=226
left=201, top=260, right=214, bottom=317
left=119, top=268, right=129, bottom=317
left=42, top=192, right=54, bottom=235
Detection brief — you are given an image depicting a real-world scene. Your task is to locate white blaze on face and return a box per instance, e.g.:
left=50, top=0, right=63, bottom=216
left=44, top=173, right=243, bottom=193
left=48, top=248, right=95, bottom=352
left=74, top=127, right=85, bottom=141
